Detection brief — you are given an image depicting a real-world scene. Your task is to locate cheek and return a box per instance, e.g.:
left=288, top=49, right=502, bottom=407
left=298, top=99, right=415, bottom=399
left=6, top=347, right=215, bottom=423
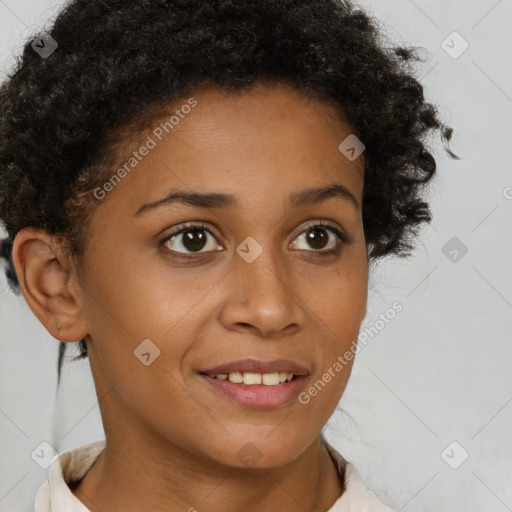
left=83, top=248, right=200, bottom=339
left=312, top=260, right=367, bottom=333
left=306, top=258, right=367, bottom=386
left=297, top=272, right=365, bottom=424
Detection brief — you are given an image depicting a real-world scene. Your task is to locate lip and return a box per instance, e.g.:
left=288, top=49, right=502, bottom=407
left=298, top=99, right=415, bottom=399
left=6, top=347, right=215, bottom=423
left=199, top=373, right=309, bottom=409
left=200, top=358, right=310, bottom=376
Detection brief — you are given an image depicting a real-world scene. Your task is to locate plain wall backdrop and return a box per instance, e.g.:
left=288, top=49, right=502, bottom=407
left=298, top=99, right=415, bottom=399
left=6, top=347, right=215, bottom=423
left=1, top=1, right=511, bottom=511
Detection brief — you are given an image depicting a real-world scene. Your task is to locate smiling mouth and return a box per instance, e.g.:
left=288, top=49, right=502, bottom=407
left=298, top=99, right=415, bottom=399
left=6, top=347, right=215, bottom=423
left=199, top=371, right=297, bottom=386
left=198, top=372, right=308, bottom=409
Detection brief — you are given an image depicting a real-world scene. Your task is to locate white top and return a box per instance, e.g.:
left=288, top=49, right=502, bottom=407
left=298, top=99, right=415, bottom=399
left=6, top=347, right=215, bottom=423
left=34, top=439, right=396, bottom=512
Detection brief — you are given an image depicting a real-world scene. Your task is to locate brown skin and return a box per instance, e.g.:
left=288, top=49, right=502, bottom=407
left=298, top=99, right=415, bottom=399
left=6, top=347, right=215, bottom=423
left=13, top=82, right=368, bottom=512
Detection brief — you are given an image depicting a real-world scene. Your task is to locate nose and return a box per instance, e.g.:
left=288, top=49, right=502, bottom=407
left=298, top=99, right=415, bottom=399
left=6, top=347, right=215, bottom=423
left=218, top=244, right=306, bottom=338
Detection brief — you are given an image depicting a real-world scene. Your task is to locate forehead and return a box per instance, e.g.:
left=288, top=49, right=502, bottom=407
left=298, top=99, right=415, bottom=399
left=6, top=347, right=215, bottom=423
left=173, top=82, right=357, bottom=152
left=92, top=82, right=365, bottom=218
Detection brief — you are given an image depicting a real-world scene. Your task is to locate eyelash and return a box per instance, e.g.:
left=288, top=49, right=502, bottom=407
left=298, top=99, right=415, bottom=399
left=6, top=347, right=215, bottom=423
left=159, top=220, right=352, bottom=260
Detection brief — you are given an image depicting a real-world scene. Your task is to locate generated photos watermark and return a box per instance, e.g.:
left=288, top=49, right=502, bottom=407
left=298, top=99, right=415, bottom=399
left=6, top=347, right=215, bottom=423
left=93, top=97, right=198, bottom=200
left=298, top=301, right=403, bottom=404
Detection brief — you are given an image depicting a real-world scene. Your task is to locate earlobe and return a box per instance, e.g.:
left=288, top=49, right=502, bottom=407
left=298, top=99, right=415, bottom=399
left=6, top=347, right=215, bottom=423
left=12, top=228, right=89, bottom=342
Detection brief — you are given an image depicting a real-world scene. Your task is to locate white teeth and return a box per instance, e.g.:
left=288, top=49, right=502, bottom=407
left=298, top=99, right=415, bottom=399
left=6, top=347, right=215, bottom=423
left=228, top=372, right=243, bottom=383
left=262, top=373, right=280, bottom=385
left=209, top=372, right=296, bottom=385
left=243, top=372, right=262, bottom=385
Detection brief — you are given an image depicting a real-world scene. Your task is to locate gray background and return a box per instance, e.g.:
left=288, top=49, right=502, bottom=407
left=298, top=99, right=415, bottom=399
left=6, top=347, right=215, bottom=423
left=1, top=1, right=511, bottom=511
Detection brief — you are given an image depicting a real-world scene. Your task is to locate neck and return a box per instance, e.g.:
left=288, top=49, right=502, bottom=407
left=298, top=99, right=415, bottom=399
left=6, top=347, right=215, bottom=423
left=71, top=432, right=344, bottom=512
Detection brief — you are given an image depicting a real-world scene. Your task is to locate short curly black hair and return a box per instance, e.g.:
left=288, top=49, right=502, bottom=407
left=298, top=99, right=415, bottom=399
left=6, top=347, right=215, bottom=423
left=0, top=0, right=458, bottom=383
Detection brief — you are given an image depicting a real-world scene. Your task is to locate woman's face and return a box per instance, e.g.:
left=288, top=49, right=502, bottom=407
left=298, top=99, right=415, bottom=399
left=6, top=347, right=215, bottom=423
left=73, top=82, right=368, bottom=467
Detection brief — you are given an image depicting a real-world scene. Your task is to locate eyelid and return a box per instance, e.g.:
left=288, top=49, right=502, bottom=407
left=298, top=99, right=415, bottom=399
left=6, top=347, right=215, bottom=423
left=160, top=221, right=218, bottom=240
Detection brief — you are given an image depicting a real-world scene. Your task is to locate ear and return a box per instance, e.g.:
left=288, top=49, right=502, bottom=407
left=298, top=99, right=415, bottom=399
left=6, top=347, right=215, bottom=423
left=12, top=228, right=89, bottom=342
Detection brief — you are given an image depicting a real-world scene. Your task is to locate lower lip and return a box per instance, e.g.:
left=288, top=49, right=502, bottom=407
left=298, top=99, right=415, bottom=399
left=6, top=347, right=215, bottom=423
left=199, top=374, right=309, bottom=409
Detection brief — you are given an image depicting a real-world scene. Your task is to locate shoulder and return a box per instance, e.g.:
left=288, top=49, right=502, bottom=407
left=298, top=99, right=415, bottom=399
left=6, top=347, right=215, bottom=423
left=323, top=440, right=397, bottom=512
left=33, top=439, right=106, bottom=512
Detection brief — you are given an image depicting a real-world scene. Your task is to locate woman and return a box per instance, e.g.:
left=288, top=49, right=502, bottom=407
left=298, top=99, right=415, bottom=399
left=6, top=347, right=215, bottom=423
left=0, top=0, right=457, bottom=510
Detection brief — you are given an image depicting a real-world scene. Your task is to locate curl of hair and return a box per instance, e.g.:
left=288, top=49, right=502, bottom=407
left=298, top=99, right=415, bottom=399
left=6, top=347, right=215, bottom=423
left=0, top=0, right=459, bottom=383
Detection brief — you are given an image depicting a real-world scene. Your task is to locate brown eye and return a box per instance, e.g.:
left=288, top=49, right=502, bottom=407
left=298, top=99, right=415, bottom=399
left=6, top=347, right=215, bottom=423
left=293, top=223, right=347, bottom=252
left=179, top=229, right=208, bottom=252
left=161, top=223, right=222, bottom=256
left=304, top=227, right=330, bottom=250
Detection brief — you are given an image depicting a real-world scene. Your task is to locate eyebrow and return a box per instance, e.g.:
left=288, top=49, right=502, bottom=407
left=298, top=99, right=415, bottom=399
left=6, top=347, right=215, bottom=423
left=134, top=182, right=359, bottom=217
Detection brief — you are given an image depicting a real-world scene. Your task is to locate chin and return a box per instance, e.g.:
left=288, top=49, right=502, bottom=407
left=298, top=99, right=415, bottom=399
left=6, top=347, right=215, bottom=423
left=205, top=431, right=313, bottom=470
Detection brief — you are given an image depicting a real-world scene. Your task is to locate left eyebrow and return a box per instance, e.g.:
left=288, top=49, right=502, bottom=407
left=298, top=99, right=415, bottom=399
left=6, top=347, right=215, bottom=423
left=134, top=182, right=359, bottom=217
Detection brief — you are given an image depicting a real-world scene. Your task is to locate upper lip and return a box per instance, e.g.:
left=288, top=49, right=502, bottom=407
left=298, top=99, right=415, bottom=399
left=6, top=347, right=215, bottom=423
left=200, top=358, right=310, bottom=376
